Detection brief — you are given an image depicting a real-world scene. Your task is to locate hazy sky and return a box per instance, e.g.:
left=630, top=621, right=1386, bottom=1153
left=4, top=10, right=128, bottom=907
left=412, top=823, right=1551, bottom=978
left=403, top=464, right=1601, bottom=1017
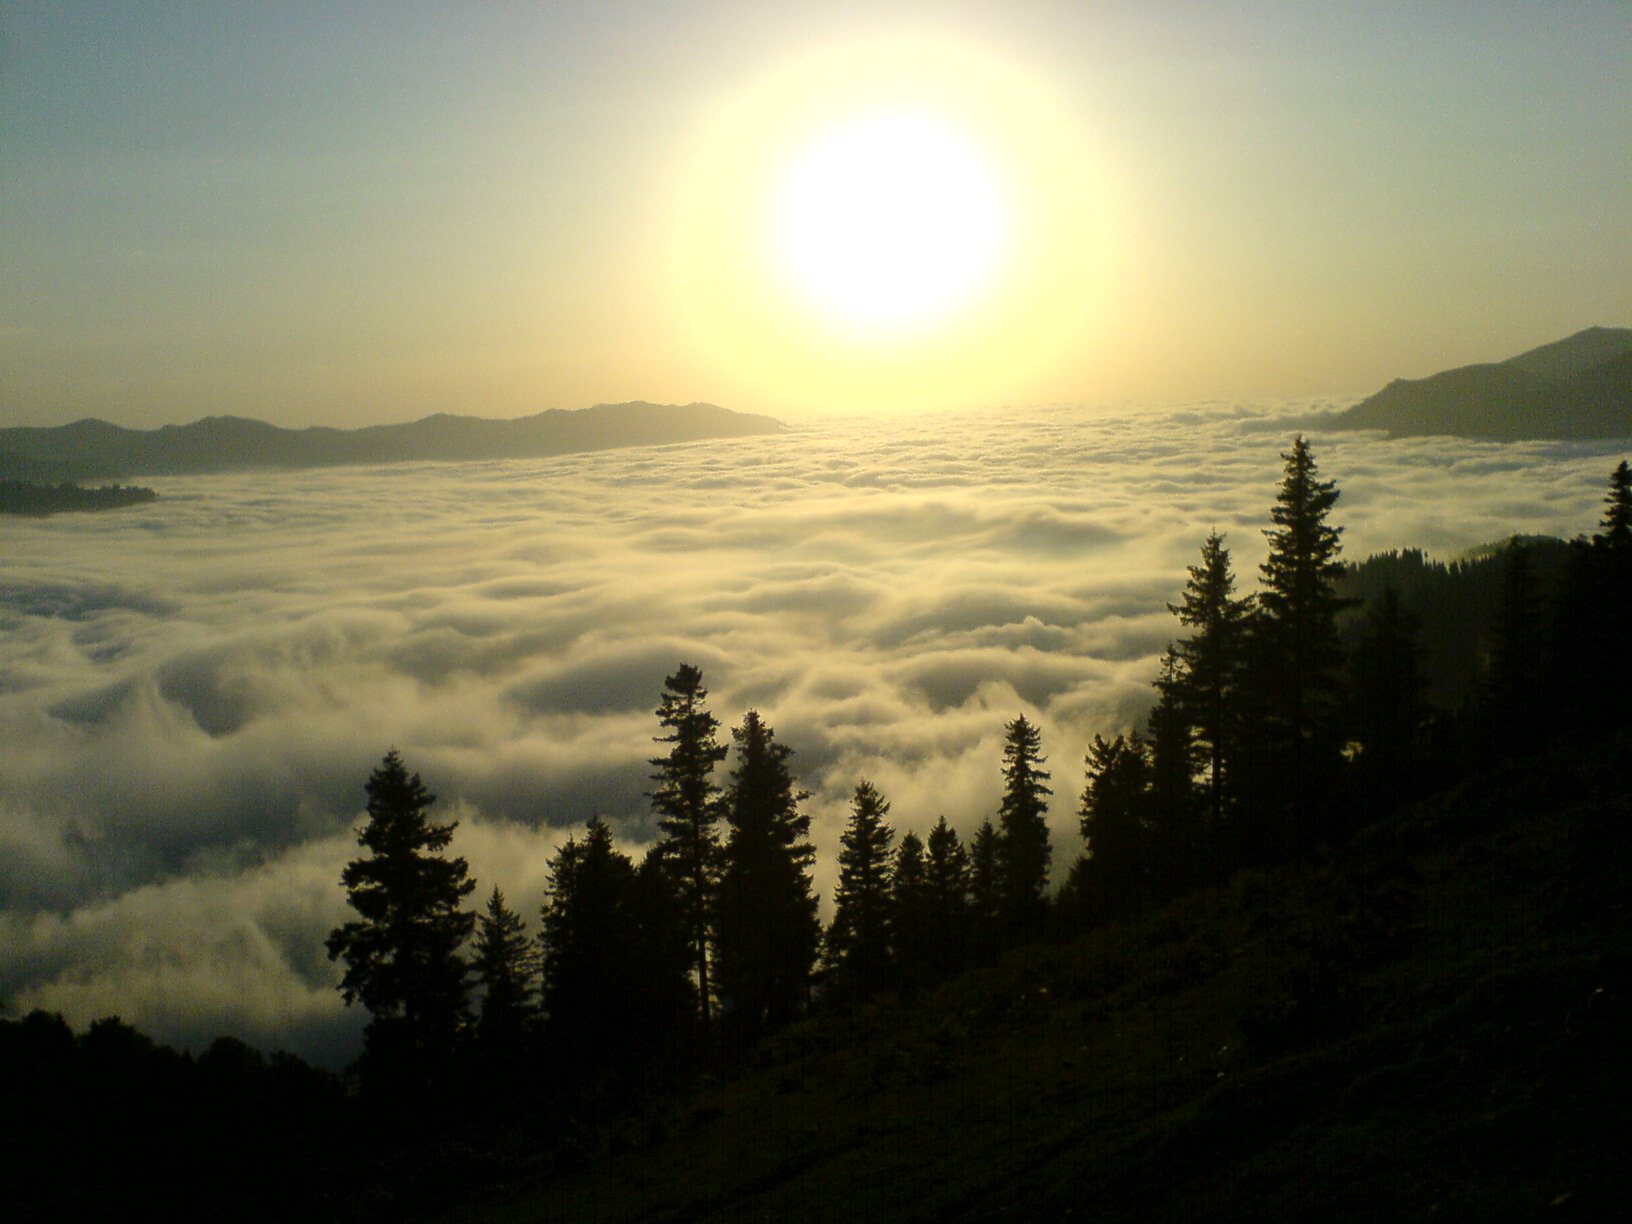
left=2, top=402, right=1625, bottom=1063
left=4, top=2, right=1628, bottom=427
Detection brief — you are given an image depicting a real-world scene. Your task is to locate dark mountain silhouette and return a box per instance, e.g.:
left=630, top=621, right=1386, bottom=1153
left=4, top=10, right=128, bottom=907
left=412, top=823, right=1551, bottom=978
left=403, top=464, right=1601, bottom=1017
left=1332, top=326, right=1632, bottom=439
left=0, top=402, right=786, bottom=481
left=1504, top=327, right=1632, bottom=380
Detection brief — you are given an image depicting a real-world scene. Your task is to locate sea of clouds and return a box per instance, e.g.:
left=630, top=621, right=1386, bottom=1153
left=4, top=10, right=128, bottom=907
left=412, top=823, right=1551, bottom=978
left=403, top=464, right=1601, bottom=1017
left=1, top=401, right=1623, bottom=1065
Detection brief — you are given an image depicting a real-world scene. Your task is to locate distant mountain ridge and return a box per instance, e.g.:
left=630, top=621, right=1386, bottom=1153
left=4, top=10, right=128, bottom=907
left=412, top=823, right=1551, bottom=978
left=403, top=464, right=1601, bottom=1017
left=0, top=401, right=786, bottom=481
left=1330, top=327, right=1632, bottom=440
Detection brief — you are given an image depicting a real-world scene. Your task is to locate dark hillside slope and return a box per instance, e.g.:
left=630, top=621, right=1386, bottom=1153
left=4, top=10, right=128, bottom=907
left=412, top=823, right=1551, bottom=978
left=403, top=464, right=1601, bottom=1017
left=1332, top=327, right=1632, bottom=439
left=435, top=732, right=1632, bottom=1224
left=1505, top=325, right=1632, bottom=380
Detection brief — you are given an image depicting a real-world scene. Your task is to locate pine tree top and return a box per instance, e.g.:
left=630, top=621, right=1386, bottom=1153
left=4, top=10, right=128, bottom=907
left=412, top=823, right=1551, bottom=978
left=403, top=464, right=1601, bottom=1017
left=1597, top=459, right=1632, bottom=548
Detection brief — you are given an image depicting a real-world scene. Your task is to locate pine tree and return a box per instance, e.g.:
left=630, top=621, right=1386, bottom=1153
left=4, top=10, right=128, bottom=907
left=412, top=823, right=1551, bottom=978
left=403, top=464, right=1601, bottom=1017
left=1248, top=436, right=1354, bottom=854
left=714, top=711, right=820, bottom=1046
left=1348, top=586, right=1430, bottom=818
left=922, top=816, right=971, bottom=979
left=325, top=750, right=475, bottom=1083
left=471, top=886, right=540, bottom=1054
left=648, top=664, right=728, bottom=1037
left=1485, top=539, right=1545, bottom=754
left=966, top=818, right=1001, bottom=962
left=890, top=830, right=930, bottom=985
left=627, top=846, right=700, bottom=1069
left=1167, top=532, right=1250, bottom=828
left=824, top=780, right=896, bottom=1002
left=1596, top=460, right=1632, bottom=550
left=1074, top=733, right=1152, bottom=923
left=1257, top=437, right=1351, bottom=723
left=538, top=818, right=657, bottom=1086
left=1148, top=648, right=1203, bottom=895
left=1592, top=461, right=1632, bottom=726
left=996, top=715, right=1052, bottom=939
left=1553, top=463, right=1632, bottom=731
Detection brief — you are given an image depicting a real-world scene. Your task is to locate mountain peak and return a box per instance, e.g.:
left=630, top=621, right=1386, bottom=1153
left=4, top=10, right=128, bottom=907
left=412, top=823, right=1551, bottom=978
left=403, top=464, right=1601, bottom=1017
left=1331, top=329, right=1632, bottom=440
left=1502, top=326, right=1632, bottom=382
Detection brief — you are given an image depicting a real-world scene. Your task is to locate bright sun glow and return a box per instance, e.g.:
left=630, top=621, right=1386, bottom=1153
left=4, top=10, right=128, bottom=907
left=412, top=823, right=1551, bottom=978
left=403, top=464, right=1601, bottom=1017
left=671, top=41, right=1113, bottom=413
left=775, top=113, right=1007, bottom=333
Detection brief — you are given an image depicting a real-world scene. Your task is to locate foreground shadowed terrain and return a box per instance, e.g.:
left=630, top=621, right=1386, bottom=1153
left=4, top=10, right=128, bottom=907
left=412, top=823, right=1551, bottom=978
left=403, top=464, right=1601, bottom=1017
left=431, top=730, right=1631, bottom=1224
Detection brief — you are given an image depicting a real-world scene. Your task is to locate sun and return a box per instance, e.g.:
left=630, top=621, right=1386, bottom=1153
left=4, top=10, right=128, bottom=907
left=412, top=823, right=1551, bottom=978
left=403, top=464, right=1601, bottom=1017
left=670, top=40, right=1111, bottom=413
left=774, top=112, right=1008, bottom=334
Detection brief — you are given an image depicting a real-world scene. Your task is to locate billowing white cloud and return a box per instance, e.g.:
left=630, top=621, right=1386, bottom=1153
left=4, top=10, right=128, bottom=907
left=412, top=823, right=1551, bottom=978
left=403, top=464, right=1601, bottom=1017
left=1, top=402, right=1623, bottom=1062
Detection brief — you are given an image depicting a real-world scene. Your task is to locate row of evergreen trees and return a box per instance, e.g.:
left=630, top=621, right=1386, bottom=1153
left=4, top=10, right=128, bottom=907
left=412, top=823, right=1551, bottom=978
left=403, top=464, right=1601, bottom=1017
left=0, top=478, right=157, bottom=515
left=322, top=445, right=1632, bottom=1111
left=1069, top=450, right=1632, bottom=927
left=323, top=686, right=1059, bottom=1106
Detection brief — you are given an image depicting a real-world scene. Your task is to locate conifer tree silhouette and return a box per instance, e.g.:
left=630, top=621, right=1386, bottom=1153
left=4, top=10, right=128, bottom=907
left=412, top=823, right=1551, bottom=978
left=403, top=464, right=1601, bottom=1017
left=471, top=886, right=540, bottom=1056
left=714, top=711, right=819, bottom=1045
left=326, top=750, right=475, bottom=1087
left=891, top=830, right=931, bottom=982
left=649, top=664, right=728, bottom=1038
left=540, top=819, right=637, bottom=1081
left=1553, top=463, right=1632, bottom=731
left=539, top=821, right=695, bottom=1088
left=996, top=715, right=1052, bottom=938
left=1485, top=539, right=1546, bottom=753
left=825, top=780, right=896, bottom=1001
left=922, top=816, right=972, bottom=979
left=1245, top=437, right=1353, bottom=854
left=1148, top=647, right=1202, bottom=894
left=1591, top=461, right=1632, bottom=726
left=1167, top=533, right=1250, bottom=831
left=1597, top=460, right=1632, bottom=550
left=1348, top=586, right=1430, bottom=817
left=1074, top=732, right=1152, bottom=922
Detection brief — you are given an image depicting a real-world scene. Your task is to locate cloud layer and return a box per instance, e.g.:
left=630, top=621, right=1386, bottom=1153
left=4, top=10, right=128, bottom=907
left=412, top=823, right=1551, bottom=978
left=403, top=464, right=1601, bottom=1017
left=2, top=403, right=1623, bottom=1064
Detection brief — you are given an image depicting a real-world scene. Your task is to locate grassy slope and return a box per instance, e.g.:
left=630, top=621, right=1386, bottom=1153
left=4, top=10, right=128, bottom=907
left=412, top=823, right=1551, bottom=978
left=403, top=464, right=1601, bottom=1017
left=431, top=733, right=1632, bottom=1224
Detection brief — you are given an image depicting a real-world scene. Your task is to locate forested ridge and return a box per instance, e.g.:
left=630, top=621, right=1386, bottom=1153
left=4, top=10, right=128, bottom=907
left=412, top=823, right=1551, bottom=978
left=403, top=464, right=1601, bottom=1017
left=5, top=446, right=1630, bottom=1223
left=0, top=479, right=157, bottom=515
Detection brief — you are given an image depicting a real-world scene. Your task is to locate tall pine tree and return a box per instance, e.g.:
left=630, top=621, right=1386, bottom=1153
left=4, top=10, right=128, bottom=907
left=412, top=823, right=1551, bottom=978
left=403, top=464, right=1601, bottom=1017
left=714, top=711, right=820, bottom=1046
left=1167, top=532, right=1250, bottom=831
left=1148, top=648, right=1203, bottom=895
left=471, top=886, right=540, bottom=1059
left=326, top=750, right=475, bottom=1087
left=1348, top=585, right=1431, bottom=818
left=1484, top=539, right=1545, bottom=755
left=648, top=664, right=728, bottom=1038
left=890, top=830, right=931, bottom=988
left=922, top=816, right=972, bottom=979
left=1597, top=460, right=1632, bottom=550
left=1247, top=436, right=1353, bottom=854
left=1561, top=461, right=1632, bottom=731
left=824, top=780, right=896, bottom=1002
left=1071, top=732, right=1151, bottom=924
left=966, top=819, right=1002, bottom=964
left=539, top=818, right=688, bottom=1089
left=996, top=715, right=1052, bottom=940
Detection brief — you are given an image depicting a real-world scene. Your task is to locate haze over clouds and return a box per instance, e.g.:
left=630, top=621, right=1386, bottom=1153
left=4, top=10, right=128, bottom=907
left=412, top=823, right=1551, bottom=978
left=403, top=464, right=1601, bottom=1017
left=2, top=404, right=1624, bottom=1063
left=4, top=5, right=1628, bottom=423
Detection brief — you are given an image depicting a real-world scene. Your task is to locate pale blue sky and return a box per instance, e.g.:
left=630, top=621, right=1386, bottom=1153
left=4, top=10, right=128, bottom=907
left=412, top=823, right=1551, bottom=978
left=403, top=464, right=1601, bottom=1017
left=4, top=2, right=1628, bottom=426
